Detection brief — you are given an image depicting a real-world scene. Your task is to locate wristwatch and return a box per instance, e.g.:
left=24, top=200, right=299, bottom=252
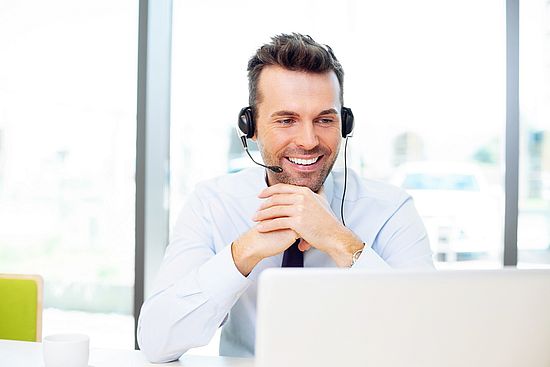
left=350, top=245, right=364, bottom=267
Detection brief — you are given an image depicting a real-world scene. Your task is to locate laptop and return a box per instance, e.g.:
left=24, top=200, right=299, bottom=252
left=255, top=268, right=550, bottom=367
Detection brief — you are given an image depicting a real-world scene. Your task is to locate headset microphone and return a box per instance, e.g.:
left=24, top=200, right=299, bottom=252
left=238, top=133, right=283, bottom=173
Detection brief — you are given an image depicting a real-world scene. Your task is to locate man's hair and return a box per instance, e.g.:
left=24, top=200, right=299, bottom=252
left=247, top=33, right=344, bottom=116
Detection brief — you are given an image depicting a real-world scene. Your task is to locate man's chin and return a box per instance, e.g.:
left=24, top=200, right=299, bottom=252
left=264, top=156, right=336, bottom=192
left=275, top=172, right=326, bottom=192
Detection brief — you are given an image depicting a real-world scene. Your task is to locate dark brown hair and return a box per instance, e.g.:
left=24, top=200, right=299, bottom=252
left=247, top=33, right=344, bottom=116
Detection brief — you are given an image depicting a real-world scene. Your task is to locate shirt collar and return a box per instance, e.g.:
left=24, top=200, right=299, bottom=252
left=320, top=171, right=334, bottom=205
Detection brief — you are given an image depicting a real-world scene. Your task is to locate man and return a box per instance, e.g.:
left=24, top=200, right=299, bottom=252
left=137, top=33, right=433, bottom=362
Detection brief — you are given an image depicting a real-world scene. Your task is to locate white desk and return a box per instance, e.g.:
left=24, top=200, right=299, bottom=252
left=0, top=339, right=255, bottom=367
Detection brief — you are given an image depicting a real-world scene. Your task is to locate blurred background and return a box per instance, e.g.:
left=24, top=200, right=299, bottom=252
left=0, top=0, right=549, bottom=355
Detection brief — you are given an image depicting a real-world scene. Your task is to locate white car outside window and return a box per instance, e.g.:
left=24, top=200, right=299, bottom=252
left=391, top=162, right=504, bottom=262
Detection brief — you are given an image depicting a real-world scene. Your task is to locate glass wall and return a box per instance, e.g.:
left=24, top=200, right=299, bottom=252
left=0, top=0, right=137, bottom=348
left=170, top=0, right=505, bottom=354
left=518, top=0, right=550, bottom=267
left=170, top=0, right=506, bottom=267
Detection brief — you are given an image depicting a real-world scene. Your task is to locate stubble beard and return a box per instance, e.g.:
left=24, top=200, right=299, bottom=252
left=258, top=144, right=339, bottom=192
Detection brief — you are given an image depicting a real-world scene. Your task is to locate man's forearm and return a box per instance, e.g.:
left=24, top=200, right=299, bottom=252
left=230, top=226, right=300, bottom=276
left=138, top=285, right=222, bottom=362
left=325, top=227, right=365, bottom=267
left=231, top=239, right=261, bottom=277
left=138, top=246, right=250, bottom=362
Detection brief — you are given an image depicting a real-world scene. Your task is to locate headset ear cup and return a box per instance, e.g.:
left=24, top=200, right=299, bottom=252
left=238, top=106, right=256, bottom=139
left=341, top=107, right=354, bottom=138
left=245, top=108, right=255, bottom=138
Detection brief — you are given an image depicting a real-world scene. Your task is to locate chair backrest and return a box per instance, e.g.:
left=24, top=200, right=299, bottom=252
left=0, top=274, right=43, bottom=342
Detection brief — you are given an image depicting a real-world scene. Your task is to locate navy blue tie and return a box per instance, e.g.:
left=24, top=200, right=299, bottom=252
left=282, top=239, right=303, bottom=267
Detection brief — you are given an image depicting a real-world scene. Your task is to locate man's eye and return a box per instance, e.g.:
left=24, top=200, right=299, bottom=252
left=278, top=118, right=295, bottom=125
left=317, top=118, right=334, bottom=124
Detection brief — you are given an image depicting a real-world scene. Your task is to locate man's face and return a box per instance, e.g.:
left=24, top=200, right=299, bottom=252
left=254, top=65, right=342, bottom=192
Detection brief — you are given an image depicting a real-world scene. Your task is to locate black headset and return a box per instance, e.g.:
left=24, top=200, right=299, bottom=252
left=237, top=106, right=354, bottom=139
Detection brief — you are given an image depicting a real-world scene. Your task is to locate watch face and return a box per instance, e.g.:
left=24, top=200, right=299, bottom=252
left=351, top=250, right=362, bottom=266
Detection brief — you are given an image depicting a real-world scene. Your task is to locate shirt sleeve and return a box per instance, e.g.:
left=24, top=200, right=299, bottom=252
left=352, top=196, right=435, bottom=270
left=137, top=190, right=251, bottom=363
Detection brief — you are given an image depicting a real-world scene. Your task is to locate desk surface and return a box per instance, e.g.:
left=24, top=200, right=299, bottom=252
left=0, top=339, right=255, bottom=367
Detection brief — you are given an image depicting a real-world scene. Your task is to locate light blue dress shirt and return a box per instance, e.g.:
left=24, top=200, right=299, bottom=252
left=137, top=167, right=434, bottom=362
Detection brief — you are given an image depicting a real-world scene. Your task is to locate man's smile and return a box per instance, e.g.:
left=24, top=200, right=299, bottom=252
left=284, top=155, right=324, bottom=171
left=286, top=156, right=321, bottom=166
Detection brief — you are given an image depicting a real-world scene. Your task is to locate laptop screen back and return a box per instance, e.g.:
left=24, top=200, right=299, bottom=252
left=255, top=268, right=550, bottom=367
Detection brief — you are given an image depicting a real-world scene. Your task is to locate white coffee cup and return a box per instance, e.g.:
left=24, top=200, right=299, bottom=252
left=43, top=333, right=90, bottom=367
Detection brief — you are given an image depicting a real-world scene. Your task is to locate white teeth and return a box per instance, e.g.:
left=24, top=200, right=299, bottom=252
left=288, top=157, right=319, bottom=165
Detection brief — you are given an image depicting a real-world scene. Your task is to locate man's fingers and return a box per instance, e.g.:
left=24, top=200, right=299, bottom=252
left=258, top=183, right=310, bottom=198
left=298, top=240, right=312, bottom=252
left=253, top=205, right=295, bottom=221
left=257, top=193, right=300, bottom=210
left=255, top=217, right=294, bottom=233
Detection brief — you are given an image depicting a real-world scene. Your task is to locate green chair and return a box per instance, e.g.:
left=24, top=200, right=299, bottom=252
left=0, top=274, right=43, bottom=342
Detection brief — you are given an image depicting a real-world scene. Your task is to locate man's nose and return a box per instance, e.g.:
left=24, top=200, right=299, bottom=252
left=295, top=122, right=319, bottom=150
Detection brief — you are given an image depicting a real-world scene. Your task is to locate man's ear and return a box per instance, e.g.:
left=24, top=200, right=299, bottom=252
left=251, top=123, right=258, bottom=141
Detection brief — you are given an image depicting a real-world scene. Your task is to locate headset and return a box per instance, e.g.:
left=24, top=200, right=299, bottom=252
left=236, top=106, right=355, bottom=226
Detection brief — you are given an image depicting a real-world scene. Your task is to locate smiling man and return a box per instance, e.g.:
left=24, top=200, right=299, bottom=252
left=137, top=33, right=433, bottom=362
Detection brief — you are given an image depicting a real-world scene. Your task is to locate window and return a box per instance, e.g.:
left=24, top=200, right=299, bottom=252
left=0, top=0, right=137, bottom=348
left=171, top=0, right=505, bottom=266
left=518, top=0, right=550, bottom=268
left=170, top=0, right=506, bottom=354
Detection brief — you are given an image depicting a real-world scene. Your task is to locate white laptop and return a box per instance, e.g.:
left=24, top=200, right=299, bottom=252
left=255, top=268, right=550, bottom=367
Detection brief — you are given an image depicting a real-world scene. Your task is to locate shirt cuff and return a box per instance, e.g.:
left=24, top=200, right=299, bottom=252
left=197, top=244, right=251, bottom=309
left=352, top=246, right=391, bottom=270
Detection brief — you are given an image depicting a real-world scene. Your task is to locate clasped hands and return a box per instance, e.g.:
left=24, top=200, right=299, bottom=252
left=253, top=183, right=340, bottom=254
left=232, top=183, right=363, bottom=276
